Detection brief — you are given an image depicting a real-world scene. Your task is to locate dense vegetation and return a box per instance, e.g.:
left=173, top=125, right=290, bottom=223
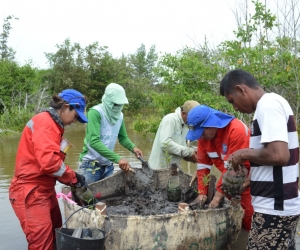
left=1, top=0, right=300, bottom=138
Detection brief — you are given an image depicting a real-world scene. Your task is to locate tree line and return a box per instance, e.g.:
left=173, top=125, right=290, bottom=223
left=1, top=0, right=300, bottom=138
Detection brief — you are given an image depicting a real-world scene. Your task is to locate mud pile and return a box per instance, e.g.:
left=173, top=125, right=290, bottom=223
left=64, top=169, right=243, bottom=250
left=222, top=164, right=248, bottom=196
left=105, top=188, right=180, bottom=216
left=104, top=173, right=213, bottom=216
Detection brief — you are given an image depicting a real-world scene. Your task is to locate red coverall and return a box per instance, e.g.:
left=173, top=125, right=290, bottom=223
left=196, top=118, right=253, bottom=231
left=9, top=112, right=78, bottom=250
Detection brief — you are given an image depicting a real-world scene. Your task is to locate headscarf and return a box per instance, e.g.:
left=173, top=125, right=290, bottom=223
left=100, top=83, right=129, bottom=125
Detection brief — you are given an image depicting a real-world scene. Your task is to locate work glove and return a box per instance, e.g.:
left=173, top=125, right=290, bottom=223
left=74, top=172, right=87, bottom=188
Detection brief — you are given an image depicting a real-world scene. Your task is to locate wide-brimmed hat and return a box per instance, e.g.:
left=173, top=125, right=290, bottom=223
left=58, top=89, right=88, bottom=123
left=186, top=105, right=234, bottom=141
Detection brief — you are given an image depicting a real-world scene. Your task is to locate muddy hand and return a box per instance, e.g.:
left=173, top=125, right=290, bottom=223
left=184, top=152, right=197, bottom=163
left=209, top=199, right=219, bottom=208
left=227, top=158, right=240, bottom=172
left=118, top=158, right=130, bottom=172
left=208, top=191, right=224, bottom=208
left=228, top=149, right=247, bottom=171
left=190, top=194, right=207, bottom=205
left=133, top=147, right=143, bottom=158
left=190, top=151, right=197, bottom=163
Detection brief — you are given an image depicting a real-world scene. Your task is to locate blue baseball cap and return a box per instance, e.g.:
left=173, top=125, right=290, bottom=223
left=58, top=89, right=88, bottom=123
left=186, top=105, right=234, bottom=141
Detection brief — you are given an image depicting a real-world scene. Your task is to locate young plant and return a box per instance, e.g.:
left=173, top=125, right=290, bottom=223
left=202, top=173, right=211, bottom=187
left=192, top=173, right=211, bottom=194
left=192, top=173, right=211, bottom=210
left=162, top=141, right=172, bottom=168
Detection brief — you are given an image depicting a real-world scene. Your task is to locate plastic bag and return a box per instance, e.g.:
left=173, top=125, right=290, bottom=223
left=222, top=163, right=248, bottom=197
left=167, top=176, right=181, bottom=202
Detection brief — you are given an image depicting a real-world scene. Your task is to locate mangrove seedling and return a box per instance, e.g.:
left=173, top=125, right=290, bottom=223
left=162, top=141, right=172, bottom=168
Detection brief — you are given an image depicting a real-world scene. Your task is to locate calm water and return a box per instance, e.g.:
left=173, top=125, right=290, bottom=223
left=0, top=119, right=197, bottom=250
left=0, top=118, right=299, bottom=249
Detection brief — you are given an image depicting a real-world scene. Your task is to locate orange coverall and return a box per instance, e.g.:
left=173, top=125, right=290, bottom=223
left=196, top=118, right=254, bottom=231
left=9, top=112, right=77, bottom=250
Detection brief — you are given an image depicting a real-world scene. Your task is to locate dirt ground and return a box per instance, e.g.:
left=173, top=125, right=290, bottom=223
left=105, top=188, right=186, bottom=216
left=103, top=166, right=203, bottom=216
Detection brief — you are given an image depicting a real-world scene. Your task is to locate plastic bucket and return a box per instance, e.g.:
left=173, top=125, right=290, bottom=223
left=56, top=205, right=110, bottom=250
left=55, top=227, right=106, bottom=250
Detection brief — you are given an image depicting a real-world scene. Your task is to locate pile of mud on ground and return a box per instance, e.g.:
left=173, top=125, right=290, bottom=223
left=105, top=188, right=183, bottom=216
left=103, top=172, right=212, bottom=216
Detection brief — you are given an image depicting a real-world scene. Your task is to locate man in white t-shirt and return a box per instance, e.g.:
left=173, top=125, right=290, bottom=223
left=220, top=69, right=300, bottom=250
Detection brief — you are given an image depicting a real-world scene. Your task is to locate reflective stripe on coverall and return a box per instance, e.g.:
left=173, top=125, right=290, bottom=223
left=196, top=118, right=254, bottom=231
left=9, top=112, right=77, bottom=250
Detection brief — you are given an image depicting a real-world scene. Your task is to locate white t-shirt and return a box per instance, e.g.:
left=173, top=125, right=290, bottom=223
left=249, top=93, right=300, bottom=216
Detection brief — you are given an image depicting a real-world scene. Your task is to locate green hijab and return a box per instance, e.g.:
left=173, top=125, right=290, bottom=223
left=100, top=83, right=129, bottom=125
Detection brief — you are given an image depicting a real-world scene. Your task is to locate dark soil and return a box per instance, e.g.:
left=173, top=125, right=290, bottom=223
left=105, top=188, right=180, bottom=216
left=105, top=184, right=201, bottom=216
left=222, top=165, right=248, bottom=197
left=95, top=169, right=216, bottom=216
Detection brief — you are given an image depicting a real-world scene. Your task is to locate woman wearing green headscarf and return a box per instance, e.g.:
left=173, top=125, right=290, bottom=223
left=78, top=83, right=143, bottom=183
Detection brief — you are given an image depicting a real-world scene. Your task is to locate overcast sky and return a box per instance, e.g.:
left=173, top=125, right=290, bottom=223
left=0, top=0, right=239, bottom=69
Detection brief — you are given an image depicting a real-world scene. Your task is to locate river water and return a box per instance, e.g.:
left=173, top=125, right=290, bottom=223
left=0, top=118, right=299, bottom=249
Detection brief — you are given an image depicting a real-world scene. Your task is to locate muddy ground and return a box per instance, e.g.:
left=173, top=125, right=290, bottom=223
left=103, top=168, right=217, bottom=216
left=105, top=186, right=200, bottom=216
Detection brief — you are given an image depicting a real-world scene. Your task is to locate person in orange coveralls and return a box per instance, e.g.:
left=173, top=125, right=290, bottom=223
left=9, top=89, right=88, bottom=250
left=186, top=105, right=253, bottom=231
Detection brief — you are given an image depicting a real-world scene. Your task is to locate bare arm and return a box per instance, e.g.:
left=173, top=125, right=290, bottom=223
left=230, top=141, right=290, bottom=170
left=209, top=191, right=225, bottom=208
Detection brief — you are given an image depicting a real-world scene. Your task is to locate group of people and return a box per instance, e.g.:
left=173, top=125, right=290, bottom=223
left=8, top=69, right=300, bottom=249
left=8, top=84, right=143, bottom=249
left=150, top=69, right=300, bottom=249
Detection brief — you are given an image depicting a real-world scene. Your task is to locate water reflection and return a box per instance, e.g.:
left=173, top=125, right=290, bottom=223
left=2, top=118, right=298, bottom=249
left=0, top=119, right=198, bottom=249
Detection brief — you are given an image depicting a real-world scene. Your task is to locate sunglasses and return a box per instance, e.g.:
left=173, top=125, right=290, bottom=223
left=187, top=109, right=211, bottom=130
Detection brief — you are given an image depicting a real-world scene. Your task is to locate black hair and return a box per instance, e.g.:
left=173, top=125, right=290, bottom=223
left=50, top=95, right=67, bottom=109
left=50, top=95, right=76, bottom=112
left=220, top=69, right=260, bottom=96
left=50, top=93, right=88, bottom=111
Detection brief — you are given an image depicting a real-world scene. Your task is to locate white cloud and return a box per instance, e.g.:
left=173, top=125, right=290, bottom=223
left=0, top=0, right=237, bottom=68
